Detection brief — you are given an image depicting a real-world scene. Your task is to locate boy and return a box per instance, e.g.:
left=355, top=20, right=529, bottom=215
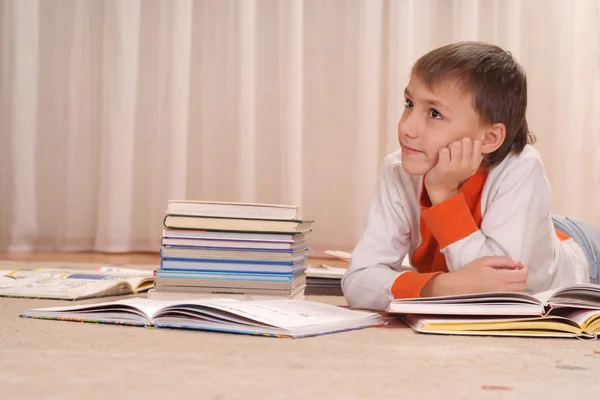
left=342, top=41, right=600, bottom=311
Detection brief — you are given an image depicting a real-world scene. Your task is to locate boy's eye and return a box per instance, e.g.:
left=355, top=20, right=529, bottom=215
left=429, top=109, right=442, bottom=119
left=404, top=99, right=414, bottom=108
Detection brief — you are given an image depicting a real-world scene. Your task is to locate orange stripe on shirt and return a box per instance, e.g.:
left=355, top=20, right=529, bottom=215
left=392, top=166, right=488, bottom=299
left=555, top=230, right=570, bottom=241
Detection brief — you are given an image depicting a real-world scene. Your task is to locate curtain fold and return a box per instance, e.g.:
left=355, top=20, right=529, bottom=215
left=0, top=0, right=599, bottom=253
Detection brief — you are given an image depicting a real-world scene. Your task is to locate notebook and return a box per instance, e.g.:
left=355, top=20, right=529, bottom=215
left=21, top=298, right=386, bottom=338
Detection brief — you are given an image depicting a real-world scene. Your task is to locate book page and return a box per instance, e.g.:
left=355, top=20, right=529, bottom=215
left=306, top=265, right=345, bottom=279
left=0, top=275, right=125, bottom=300
left=532, top=288, right=563, bottom=304
left=563, top=309, right=600, bottom=329
left=0, top=269, right=154, bottom=299
left=533, top=284, right=600, bottom=306
left=391, top=291, right=541, bottom=305
left=196, top=299, right=376, bottom=328
left=23, top=297, right=184, bottom=320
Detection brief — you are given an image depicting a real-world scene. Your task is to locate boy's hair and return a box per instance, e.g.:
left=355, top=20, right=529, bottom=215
left=411, top=41, right=535, bottom=169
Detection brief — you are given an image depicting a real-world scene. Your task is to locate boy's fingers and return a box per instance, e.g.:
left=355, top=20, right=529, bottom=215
left=448, top=141, right=462, bottom=166
left=461, top=137, right=471, bottom=152
left=438, top=147, right=450, bottom=166
left=478, top=255, right=521, bottom=268
left=460, top=138, right=472, bottom=168
left=499, top=268, right=528, bottom=282
left=506, top=281, right=527, bottom=292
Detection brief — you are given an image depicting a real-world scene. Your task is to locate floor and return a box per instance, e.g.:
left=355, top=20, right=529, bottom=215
left=1, top=252, right=599, bottom=399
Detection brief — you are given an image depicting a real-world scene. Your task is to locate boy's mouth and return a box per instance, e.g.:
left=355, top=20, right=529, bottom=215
left=401, top=143, right=422, bottom=154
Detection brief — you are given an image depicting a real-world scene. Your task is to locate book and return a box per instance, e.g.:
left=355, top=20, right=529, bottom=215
left=388, top=283, right=600, bottom=339
left=305, top=264, right=346, bottom=296
left=160, top=246, right=308, bottom=262
left=161, top=237, right=306, bottom=250
left=162, top=229, right=305, bottom=242
left=154, top=275, right=306, bottom=291
left=0, top=268, right=154, bottom=300
left=166, top=200, right=301, bottom=220
left=160, top=258, right=306, bottom=273
left=158, top=200, right=313, bottom=303
left=306, top=264, right=346, bottom=279
left=155, top=269, right=305, bottom=282
left=20, top=297, right=386, bottom=338
left=146, top=287, right=306, bottom=301
left=163, top=215, right=313, bottom=234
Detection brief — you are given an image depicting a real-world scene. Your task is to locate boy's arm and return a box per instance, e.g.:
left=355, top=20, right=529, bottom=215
left=341, top=158, right=419, bottom=311
left=422, top=157, right=549, bottom=272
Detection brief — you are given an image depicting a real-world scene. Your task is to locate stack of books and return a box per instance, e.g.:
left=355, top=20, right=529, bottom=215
left=148, top=200, right=313, bottom=301
left=305, top=265, right=345, bottom=296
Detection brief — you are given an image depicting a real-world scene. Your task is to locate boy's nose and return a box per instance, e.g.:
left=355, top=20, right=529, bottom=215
left=398, top=115, right=418, bottom=139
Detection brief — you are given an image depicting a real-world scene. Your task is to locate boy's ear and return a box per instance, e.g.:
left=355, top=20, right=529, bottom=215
left=481, top=123, right=506, bottom=154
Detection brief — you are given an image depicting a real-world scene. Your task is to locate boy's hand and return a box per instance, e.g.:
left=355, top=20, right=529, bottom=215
left=424, top=138, right=483, bottom=205
left=421, top=256, right=528, bottom=297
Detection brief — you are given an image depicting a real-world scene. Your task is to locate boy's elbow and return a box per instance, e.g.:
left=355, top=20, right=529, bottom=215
left=341, top=274, right=362, bottom=308
left=341, top=272, right=368, bottom=309
left=341, top=271, right=391, bottom=311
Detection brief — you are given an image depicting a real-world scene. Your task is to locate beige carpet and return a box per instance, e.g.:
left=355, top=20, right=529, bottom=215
left=1, top=258, right=599, bottom=399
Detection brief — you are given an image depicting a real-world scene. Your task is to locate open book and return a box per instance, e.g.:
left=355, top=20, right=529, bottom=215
left=21, top=298, right=385, bottom=338
left=0, top=268, right=154, bottom=301
left=388, top=284, right=600, bottom=339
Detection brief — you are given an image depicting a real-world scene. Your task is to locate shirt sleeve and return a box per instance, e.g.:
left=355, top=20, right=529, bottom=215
left=432, top=157, right=552, bottom=272
left=341, top=157, right=420, bottom=311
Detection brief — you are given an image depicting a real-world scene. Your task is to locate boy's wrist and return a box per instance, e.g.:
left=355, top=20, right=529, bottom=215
left=421, top=273, right=452, bottom=297
left=421, top=272, right=474, bottom=297
left=425, top=187, right=459, bottom=205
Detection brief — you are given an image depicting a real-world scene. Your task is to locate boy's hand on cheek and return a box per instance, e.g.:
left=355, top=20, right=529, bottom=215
left=424, top=137, right=483, bottom=205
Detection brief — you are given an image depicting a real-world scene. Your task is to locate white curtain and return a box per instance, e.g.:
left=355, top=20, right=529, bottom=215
left=1, top=0, right=599, bottom=254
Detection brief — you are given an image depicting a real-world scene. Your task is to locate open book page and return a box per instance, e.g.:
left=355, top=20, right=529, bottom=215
left=22, top=298, right=385, bottom=338
left=109, top=298, right=185, bottom=319
left=390, top=291, right=542, bottom=305
left=195, top=299, right=378, bottom=328
left=532, top=288, right=564, bottom=305
left=404, top=314, right=582, bottom=337
left=0, top=269, right=154, bottom=299
left=306, top=265, right=346, bottom=278
left=23, top=297, right=188, bottom=321
left=388, top=291, right=545, bottom=316
left=533, top=284, right=600, bottom=306
left=561, top=309, right=600, bottom=330
left=0, top=275, right=129, bottom=299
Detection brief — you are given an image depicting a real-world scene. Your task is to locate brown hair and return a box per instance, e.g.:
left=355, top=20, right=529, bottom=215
left=411, top=41, right=535, bottom=169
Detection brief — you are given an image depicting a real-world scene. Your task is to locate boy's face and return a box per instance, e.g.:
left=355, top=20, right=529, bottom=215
left=397, top=77, right=488, bottom=176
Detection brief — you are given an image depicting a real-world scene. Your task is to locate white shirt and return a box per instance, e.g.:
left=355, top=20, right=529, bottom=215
left=341, top=145, right=589, bottom=311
